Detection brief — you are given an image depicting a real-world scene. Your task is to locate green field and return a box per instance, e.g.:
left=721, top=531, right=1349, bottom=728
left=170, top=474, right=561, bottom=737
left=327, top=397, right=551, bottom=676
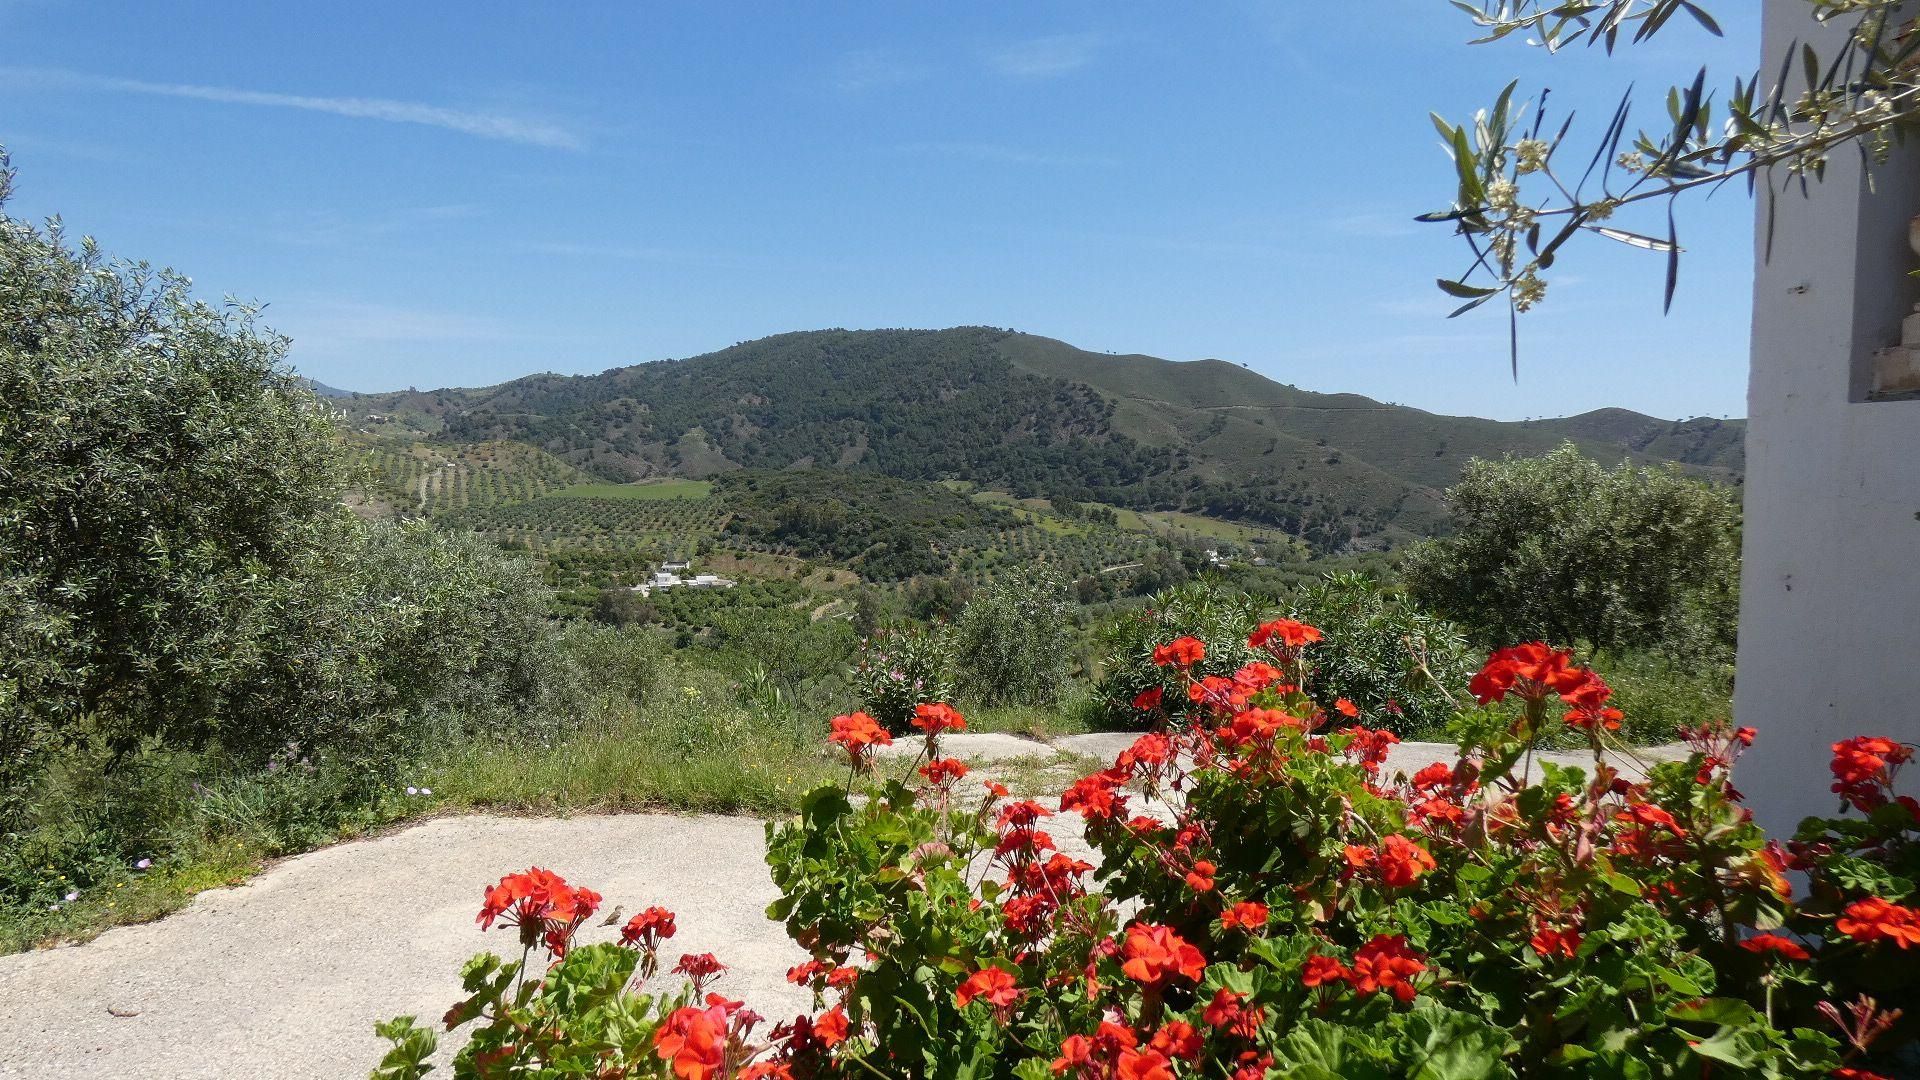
left=547, top=479, right=713, bottom=501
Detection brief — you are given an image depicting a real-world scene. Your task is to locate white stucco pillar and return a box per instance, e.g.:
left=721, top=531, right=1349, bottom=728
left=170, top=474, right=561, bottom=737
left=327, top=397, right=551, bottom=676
left=1735, top=1, right=1920, bottom=837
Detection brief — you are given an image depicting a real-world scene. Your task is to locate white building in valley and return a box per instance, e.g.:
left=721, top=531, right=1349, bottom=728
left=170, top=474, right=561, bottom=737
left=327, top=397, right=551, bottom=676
left=1736, top=0, right=1920, bottom=836
left=629, top=564, right=736, bottom=596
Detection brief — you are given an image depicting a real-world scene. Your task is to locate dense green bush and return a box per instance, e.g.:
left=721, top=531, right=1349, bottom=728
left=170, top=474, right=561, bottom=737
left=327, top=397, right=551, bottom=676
left=852, top=626, right=956, bottom=732
left=0, top=156, right=341, bottom=759
left=1403, top=444, right=1740, bottom=660
left=1289, top=571, right=1475, bottom=737
left=1093, top=581, right=1265, bottom=726
left=952, top=569, right=1074, bottom=707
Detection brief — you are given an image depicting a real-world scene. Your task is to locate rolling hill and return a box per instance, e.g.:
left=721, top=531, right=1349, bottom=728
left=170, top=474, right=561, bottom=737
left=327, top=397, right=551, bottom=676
left=342, top=327, right=1743, bottom=553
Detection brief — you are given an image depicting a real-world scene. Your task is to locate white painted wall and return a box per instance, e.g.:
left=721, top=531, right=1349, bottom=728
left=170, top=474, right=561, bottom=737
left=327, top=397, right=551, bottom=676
left=1736, top=1, right=1920, bottom=837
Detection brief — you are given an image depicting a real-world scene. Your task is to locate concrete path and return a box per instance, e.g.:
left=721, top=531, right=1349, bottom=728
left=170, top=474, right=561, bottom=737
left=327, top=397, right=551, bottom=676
left=0, top=732, right=1688, bottom=1079
left=0, top=815, right=813, bottom=1080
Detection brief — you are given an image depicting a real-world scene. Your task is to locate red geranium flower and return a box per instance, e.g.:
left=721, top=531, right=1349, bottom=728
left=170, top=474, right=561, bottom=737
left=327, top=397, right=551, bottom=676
left=1301, top=954, right=1347, bottom=987
left=1377, top=835, right=1437, bottom=888
left=920, top=757, right=970, bottom=786
left=1149, top=1020, right=1202, bottom=1060
left=956, top=965, right=1021, bottom=1009
left=1220, top=901, right=1269, bottom=932
left=1530, top=925, right=1581, bottom=959
left=828, top=711, right=892, bottom=764
left=1184, top=860, right=1217, bottom=893
left=1836, top=896, right=1920, bottom=948
left=1131, top=686, right=1164, bottom=711
left=1151, top=637, right=1206, bottom=668
left=1468, top=642, right=1584, bottom=705
left=1738, top=933, right=1811, bottom=962
left=1345, top=935, right=1426, bottom=1002
left=1120, top=924, right=1205, bottom=986
left=1116, top=1049, right=1174, bottom=1080
left=811, top=1005, right=849, bottom=1047
left=620, top=906, right=677, bottom=963
left=476, top=867, right=601, bottom=956
left=1248, top=618, right=1321, bottom=650
left=911, top=702, right=967, bottom=734
left=673, top=952, right=728, bottom=991
left=654, top=1003, right=728, bottom=1080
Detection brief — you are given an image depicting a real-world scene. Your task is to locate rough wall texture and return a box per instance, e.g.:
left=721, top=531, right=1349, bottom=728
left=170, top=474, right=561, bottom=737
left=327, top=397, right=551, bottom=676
left=1736, top=0, right=1920, bottom=837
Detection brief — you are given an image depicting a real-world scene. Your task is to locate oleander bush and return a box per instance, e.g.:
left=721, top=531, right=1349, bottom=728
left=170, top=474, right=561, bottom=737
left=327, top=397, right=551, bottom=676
left=380, top=619, right=1919, bottom=1078
left=851, top=625, right=956, bottom=733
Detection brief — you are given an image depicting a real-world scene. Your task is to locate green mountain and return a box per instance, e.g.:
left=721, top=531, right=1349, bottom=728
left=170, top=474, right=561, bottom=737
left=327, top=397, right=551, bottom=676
left=348, top=327, right=1743, bottom=553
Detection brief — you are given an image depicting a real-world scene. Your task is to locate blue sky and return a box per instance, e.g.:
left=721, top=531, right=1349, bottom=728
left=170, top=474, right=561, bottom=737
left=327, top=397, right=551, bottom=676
left=1, top=2, right=1758, bottom=420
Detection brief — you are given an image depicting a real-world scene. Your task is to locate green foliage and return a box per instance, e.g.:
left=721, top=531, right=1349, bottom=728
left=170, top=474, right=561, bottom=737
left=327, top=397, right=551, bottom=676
left=852, top=626, right=956, bottom=732
left=394, top=620, right=1918, bottom=1077
left=716, top=469, right=1012, bottom=580
left=226, top=521, right=570, bottom=763
left=1092, top=581, right=1266, bottom=726
left=1290, top=572, right=1477, bottom=737
left=952, top=569, right=1075, bottom=707
left=352, top=327, right=1744, bottom=555
left=1403, top=444, right=1740, bottom=658
left=0, top=167, right=341, bottom=756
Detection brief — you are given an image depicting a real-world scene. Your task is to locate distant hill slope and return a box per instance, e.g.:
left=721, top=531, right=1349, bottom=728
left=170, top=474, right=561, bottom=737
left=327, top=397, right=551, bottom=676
left=348, top=328, right=1743, bottom=553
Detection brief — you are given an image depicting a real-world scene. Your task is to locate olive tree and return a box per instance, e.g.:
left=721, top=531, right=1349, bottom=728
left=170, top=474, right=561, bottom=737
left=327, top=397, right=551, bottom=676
left=1401, top=444, right=1740, bottom=656
left=952, top=569, right=1075, bottom=706
left=1430, top=2, right=1920, bottom=364
left=0, top=148, right=568, bottom=780
left=0, top=149, right=342, bottom=758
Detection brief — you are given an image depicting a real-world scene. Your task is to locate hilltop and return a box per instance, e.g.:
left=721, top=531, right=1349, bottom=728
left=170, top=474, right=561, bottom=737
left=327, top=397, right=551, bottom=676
left=342, top=327, right=1743, bottom=552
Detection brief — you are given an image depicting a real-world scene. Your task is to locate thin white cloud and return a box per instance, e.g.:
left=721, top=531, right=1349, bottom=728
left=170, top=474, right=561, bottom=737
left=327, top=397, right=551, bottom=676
left=984, top=33, right=1106, bottom=78
left=834, top=49, right=931, bottom=92
left=273, top=299, right=522, bottom=345
left=1, top=67, right=582, bottom=149
left=524, top=240, right=769, bottom=271
left=894, top=141, right=1117, bottom=168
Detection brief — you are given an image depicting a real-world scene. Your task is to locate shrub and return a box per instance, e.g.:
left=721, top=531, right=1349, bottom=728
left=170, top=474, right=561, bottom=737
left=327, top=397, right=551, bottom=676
left=1092, top=581, right=1264, bottom=727
left=952, top=569, right=1074, bottom=707
left=0, top=153, right=342, bottom=757
left=1288, top=571, right=1475, bottom=737
left=1403, top=444, right=1741, bottom=661
left=850, top=626, right=955, bottom=732
left=383, top=621, right=1920, bottom=1078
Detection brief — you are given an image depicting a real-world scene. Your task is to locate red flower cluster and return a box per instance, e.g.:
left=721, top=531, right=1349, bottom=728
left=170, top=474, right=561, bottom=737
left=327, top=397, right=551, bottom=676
left=828, top=711, right=891, bottom=765
left=674, top=952, right=728, bottom=991
left=919, top=756, right=970, bottom=787
left=912, top=702, right=967, bottom=734
left=1738, top=933, right=1810, bottom=962
left=1299, top=936, right=1427, bottom=1001
left=1219, top=901, right=1269, bottom=932
left=1831, top=736, right=1914, bottom=812
left=654, top=992, right=766, bottom=1080
left=1835, top=897, right=1920, bottom=948
left=1247, top=618, right=1321, bottom=651
left=955, top=966, right=1021, bottom=1010
left=1151, top=636, right=1205, bottom=668
left=1343, top=834, right=1437, bottom=889
left=476, top=867, right=602, bottom=956
left=1347, top=935, right=1428, bottom=1001
left=1120, top=924, right=1205, bottom=987
left=1468, top=642, right=1584, bottom=705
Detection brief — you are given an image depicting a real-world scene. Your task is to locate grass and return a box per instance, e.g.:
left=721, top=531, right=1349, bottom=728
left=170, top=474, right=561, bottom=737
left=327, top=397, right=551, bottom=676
left=425, top=722, right=838, bottom=818
left=960, top=695, right=1108, bottom=741
left=547, top=479, right=713, bottom=500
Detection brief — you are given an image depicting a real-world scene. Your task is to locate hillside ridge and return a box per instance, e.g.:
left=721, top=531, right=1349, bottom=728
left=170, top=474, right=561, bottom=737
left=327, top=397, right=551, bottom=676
left=342, top=327, right=1743, bottom=553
